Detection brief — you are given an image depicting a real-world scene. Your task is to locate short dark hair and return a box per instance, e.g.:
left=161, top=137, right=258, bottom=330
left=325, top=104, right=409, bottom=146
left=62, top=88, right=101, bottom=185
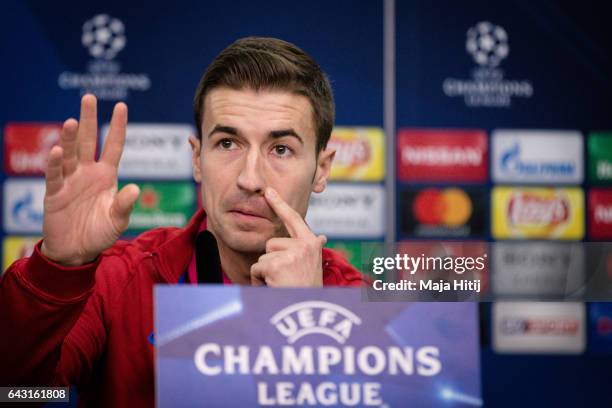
left=193, top=37, right=335, bottom=154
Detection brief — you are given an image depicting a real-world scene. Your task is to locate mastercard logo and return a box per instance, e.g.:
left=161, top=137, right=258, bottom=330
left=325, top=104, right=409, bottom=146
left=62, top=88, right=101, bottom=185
left=413, top=188, right=472, bottom=227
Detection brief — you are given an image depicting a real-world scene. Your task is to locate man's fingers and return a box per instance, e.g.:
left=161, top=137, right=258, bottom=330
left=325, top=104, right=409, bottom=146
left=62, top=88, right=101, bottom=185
left=100, top=102, right=128, bottom=168
left=265, top=236, right=326, bottom=254
left=110, top=183, right=140, bottom=233
left=251, top=252, right=288, bottom=285
left=77, top=94, right=98, bottom=163
left=264, top=187, right=311, bottom=238
left=45, top=146, right=64, bottom=196
left=250, top=263, right=267, bottom=286
left=60, top=118, right=79, bottom=176
left=265, top=237, right=294, bottom=253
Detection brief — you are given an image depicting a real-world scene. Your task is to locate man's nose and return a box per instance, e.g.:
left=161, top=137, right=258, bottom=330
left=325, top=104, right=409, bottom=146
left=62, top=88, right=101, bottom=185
left=236, top=148, right=266, bottom=194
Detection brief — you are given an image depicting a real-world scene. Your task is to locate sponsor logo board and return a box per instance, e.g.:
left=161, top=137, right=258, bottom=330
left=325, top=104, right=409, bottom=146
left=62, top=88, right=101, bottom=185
left=492, top=242, right=585, bottom=297
left=588, top=189, right=612, bottom=239
left=3, top=179, right=45, bottom=233
left=121, top=181, right=195, bottom=232
left=588, top=133, right=612, bottom=184
left=101, top=123, right=193, bottom=179
left=492, top=187, right=584, bottom=240
left=328, top=127, right=384, bottom=181
left=399, top=187, right=487, bottom=238
left=397, top=129, right=487, bottom=182
left=3, top=123, right=61, bottom=175
left=306, top=184, right=384, bottom=238
left=2, top=236, right=40, bottom=274
left=492, top=130, right=583, bottom=184
left=493, top=302, right=585, bottom=354
left=326, top=240, right=384, bottom=277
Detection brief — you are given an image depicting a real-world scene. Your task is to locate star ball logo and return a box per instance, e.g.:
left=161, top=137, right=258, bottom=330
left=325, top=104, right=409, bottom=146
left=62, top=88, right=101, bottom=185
left=81, top=14, right=126, bottom=60
left=443, top=21, right=533, bottom=108
left=58, top=13, right=150, bottom=100
left=466, top=21, right=509, bottom=68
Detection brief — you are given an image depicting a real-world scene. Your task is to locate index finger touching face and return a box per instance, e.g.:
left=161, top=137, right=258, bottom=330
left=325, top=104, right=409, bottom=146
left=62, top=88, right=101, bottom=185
left=264, top=187, right=311, bottom=239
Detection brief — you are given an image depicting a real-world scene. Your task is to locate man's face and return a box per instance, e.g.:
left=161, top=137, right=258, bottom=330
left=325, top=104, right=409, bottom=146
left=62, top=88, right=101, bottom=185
left=190, top=87, right=334, bottom=254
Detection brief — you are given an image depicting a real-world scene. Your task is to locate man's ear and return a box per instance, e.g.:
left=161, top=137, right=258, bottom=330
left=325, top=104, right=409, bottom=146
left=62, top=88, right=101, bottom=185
left=312, top=148, right=335, bottom=193
left=189, top=135, right=202, bottom=183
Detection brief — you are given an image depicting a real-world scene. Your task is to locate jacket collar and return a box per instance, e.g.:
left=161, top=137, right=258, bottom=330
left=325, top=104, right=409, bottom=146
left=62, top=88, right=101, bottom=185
left=153, top=208, right=208, bottom=284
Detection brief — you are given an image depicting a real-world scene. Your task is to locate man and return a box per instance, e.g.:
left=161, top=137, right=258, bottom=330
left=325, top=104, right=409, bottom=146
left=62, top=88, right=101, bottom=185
left=0, top=37, right=365, bottom=406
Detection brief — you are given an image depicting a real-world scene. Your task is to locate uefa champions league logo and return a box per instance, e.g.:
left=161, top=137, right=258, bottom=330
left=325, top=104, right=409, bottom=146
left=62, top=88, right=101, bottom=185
left=58, top=13, right=150, bottom=100
left=270, top=301, right=362, bottom=344
left=466, top=21, right=509, bottom=68
left=442, top=20, right=532, bottom=108
left=81, top=14, right=126, bottom=60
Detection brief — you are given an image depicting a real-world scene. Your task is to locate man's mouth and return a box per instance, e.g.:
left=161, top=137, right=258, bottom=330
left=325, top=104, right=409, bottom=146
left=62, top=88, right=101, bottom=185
left=228, top=207, right=270, bottom=221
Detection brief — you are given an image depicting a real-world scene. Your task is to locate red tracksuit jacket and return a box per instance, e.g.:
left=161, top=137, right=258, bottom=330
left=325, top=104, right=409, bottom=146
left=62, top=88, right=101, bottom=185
left=0, top=209, right=365, bottom=407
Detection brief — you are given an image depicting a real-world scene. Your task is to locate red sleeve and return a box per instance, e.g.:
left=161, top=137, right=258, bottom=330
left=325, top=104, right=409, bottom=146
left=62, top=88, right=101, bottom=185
left=0, top=241, right=104, bottom=387
left=322, top=248, right=369, bottom=287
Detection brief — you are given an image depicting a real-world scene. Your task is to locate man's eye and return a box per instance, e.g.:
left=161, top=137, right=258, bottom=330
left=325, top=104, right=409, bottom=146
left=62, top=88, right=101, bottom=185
left=218, top=139, right=236, bottom=150
left=273, top=144, right=292, bottom=157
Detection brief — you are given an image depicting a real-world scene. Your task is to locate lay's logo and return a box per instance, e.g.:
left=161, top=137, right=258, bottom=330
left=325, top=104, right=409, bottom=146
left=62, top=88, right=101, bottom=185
left=328, top=127, right=384, bottom=181
left=507, top=193, right=569, bottom=226
left=328, top=138, right=370, bottom=166
left=492, top=187, right=584, bottom=240
left=270, top=301, right=362, bottom=344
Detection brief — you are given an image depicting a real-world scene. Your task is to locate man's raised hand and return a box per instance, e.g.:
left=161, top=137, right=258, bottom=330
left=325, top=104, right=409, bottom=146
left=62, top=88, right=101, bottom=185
left=40, top=94, right=140, bottom=266
left=251, top=187, right=326, bottom=286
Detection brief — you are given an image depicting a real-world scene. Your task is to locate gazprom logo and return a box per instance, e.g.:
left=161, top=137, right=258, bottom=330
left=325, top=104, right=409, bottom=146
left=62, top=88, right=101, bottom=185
left=3, top=179, right=45, bottom=233
left=493, top=131, right=583, bottom=184
left=501, top=143, right=575, bottom=177
left=270, top=301, right=362, bottom=344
